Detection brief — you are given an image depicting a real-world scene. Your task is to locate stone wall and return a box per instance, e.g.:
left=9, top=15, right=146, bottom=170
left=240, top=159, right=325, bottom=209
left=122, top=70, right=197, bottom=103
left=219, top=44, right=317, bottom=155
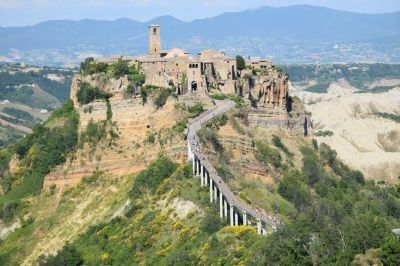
left=248, top=98, right=312, bottom=136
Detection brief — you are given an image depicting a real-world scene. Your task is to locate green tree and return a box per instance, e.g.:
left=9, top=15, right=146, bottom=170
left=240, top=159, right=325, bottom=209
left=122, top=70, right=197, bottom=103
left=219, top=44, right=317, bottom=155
left=76, top=82, right=110, bottom=105
left=380, top=236, right=400, bottom=266
left=153, top=89, right=171, bottom=109
left=201, top=209, right=223, bottom=234
left=80, top=57, right=94, bottom=74
left=236, top=55, right=246, bottom=71
left=113, top=59, right=130, bottom=78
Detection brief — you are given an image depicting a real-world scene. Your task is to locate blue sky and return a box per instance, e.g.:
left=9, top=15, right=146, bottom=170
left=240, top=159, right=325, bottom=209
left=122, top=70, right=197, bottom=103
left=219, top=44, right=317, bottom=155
left=1, top=0, right=400, bottom=27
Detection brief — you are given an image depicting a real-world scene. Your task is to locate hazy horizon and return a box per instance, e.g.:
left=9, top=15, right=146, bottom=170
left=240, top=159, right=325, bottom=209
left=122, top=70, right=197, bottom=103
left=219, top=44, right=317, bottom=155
left=1, top=0, right=400, bottom=27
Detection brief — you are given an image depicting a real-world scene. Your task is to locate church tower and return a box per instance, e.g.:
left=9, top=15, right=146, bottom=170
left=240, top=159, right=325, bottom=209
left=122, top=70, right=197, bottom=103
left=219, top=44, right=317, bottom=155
left=149, top=24, right=161, bottom=57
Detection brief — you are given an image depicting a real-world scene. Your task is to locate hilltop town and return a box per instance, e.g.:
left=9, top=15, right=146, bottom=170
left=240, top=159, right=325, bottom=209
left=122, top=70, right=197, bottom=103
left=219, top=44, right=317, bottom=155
left=88, top=25, right=291, bottom=109
left=0, top=19, right=399, bottom=265
left=47, top=24, right=310, bottom=192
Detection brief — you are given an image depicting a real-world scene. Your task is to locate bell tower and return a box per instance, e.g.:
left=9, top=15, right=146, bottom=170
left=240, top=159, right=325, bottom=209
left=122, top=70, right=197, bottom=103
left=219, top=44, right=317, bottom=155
left=149, top=24, right=161, bottom=57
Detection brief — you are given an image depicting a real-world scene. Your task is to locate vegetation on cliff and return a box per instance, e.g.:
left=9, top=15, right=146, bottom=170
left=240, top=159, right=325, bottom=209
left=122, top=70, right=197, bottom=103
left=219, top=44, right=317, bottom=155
left=236, top=55, right=246, bottom=71
left=30, top=139, right=400, bottom=265
left=254, top=142, right=399, bottom=265
left=76, top=81, right=111, bottom=105
left=139, top=85, right=176, bottom=109
left=195, top=112, right=400, bottom=265
left=35, top=157, right=261, bottom=265
left=0, top=62, right=399, bottom=265
left=79, top=58, right=145, bottom=88
left=0, top=100, right=79, bottom=222
left=0, top=98, right=398, bottom=265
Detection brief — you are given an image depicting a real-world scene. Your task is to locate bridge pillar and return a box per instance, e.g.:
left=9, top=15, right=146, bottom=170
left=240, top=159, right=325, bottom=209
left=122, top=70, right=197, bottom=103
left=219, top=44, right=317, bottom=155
left=243, top=212, right=247, bottom=226
left=219, top=192, right=223, bottom=219
left=200, top=163, right=204, bottom=187
left=257, top=218, right=262, bottom=235
left=234, top=212, right=239, bottom=226
left=262, top=228, right=267, bottom=236
left=224, top=199, right=228, bottom=219
left=204, top=167, right=208, bottom=186
left=192, top=157, right=196, bottom=174
left=187, top=142, right=192, bottom=161
left=199, top=160, right=202, bottom=176
left=214, top=185, right=218, bottom=201
left=209, top=180, right=213, bottom=203
left=230, top=205, right=234, bottom=226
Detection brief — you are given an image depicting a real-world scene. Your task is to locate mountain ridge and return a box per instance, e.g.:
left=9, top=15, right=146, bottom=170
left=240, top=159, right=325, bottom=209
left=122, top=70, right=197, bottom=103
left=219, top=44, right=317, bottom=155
left=0, top=5, right=399, bottom=65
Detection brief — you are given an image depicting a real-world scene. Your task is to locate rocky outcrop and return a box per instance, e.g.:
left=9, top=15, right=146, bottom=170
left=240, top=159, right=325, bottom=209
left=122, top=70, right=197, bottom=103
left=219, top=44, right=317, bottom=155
left=43, top=97, right=187, bottom=191
left=70, top=74, right=130, bottom=106
left=235, top=69, right=309, bottom=136
left=248, top=97, right=312, bottom=136
left=236, top=71, right=289, bottom=110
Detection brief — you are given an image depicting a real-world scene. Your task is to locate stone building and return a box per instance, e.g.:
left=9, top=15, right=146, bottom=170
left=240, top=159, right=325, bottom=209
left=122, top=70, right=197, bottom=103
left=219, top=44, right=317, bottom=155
left=131, top=25, right=239, bottom=97
left=99, top=24, right=291, bottom=112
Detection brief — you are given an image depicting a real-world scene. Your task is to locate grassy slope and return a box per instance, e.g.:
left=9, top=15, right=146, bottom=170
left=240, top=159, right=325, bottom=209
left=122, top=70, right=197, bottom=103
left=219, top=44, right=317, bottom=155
left=0, top=173, right=132, bottom=265
left=0, top=101, right=399, bottom=265
left=0, top=100, right=79, bottom=223
left=196, top=109, right=400, bottom=264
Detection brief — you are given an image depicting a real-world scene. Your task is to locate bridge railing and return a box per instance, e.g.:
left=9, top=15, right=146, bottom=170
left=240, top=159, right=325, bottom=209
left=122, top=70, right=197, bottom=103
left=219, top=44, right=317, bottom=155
left=187, top=101, right=279, bottom=228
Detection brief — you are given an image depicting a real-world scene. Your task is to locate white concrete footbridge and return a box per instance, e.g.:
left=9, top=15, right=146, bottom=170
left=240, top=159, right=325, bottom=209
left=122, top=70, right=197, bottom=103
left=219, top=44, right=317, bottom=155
left=187, top=100, right=278, bottom=235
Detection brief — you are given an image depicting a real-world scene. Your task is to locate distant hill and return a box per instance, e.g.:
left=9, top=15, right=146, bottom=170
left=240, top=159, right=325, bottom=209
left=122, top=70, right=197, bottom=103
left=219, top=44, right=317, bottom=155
left=0, top=5, right=400, bottom=65
left=0, top=64, right=75, bottom=147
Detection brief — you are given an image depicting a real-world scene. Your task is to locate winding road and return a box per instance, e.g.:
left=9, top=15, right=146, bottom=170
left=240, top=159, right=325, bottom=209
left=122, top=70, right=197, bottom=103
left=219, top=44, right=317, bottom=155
left=187, top=100, right=279, bottom=229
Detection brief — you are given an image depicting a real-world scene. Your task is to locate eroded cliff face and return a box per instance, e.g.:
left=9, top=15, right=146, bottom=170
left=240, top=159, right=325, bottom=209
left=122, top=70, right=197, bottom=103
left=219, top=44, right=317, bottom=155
left=44, top=97, right=187, bottom=191
left=45, top=74, right=187, bottom=191
left=236, top=71, right=289, bottom=110
left=236, top=71, right=310, bottom=136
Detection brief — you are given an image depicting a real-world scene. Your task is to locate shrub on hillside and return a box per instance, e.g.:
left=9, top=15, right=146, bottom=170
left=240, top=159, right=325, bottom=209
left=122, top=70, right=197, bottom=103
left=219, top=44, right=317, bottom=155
left=76, top=82, right=110, bottom=105
left=201, top=209, right=224, bottom=234
left=380, top=236, right=400, bottom=265
left=186, top=103, right=204, bottom=118
left=278, top=170, right=311, bottom=211
left=255, top=140, right=282, bottom=168
left=301, top=146, right=326, bottom=186
left=129, top=156, right=177, bottom=199
left=0, top=200, right=18, bottom=223
left=198, top=128, right=224, bottom=154
left=272, top=135, right=294, bottom=158
left=38, top=243, right=83, bottom=266
left=315, top=130, right=334, bottom=137
left=154, top=89, right=171, bottom=109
